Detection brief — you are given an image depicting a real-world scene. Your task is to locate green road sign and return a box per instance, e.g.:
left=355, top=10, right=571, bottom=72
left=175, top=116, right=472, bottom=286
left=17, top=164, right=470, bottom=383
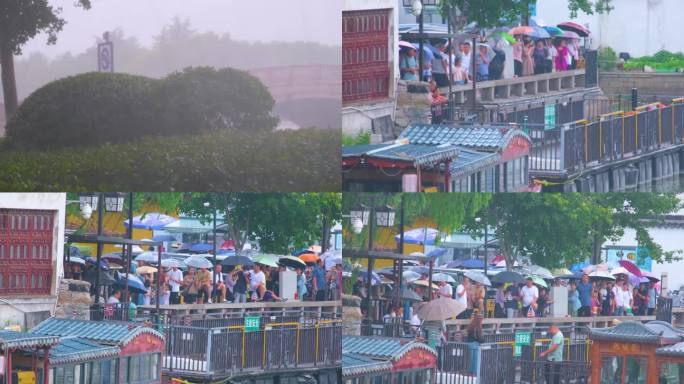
left=514, top=344, right=522, bottom=357
left=244, top=316, right=260, bottom=332
left=514, top=331, right=532, bottom=357
left=544, top=104, right=556, bottom=130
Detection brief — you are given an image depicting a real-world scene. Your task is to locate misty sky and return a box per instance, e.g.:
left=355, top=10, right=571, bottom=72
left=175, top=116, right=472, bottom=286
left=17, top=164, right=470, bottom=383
left=21, top=0, right=341, bottom=58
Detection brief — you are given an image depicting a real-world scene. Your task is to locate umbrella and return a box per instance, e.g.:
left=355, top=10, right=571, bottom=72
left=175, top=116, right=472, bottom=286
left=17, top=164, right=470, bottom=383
left=123, top=213, right=177, bottom=230
left=403, top=270, right=421, bottom=282
left=392, top=287, right=423, bottom=302
left=102, top=253, right=124, bottom=264
left=221, top=255, right=254, bottom=267
left=134, top=252, right=161, bottom=263
left=551, top=268, right=572, bottom=277
left=510, top=26, right=548, bottom=39
left=217, top=249, right=236, bottom=256
left=412, top=266, right=430, bottom=275
left=476, top=43, right=496, bottom=62
left=411, top=280, right=439, bottom=290
left=640, top=271, right=660, bottom=282
left=136, top=266, right=158, bottom=274
left=184, top=255, right=213, bottom=269
left=320, top=249, right=342, bottom=261
left=279, top=256, right=307, bottom=269
left=610, top=266, right=631, bottom=276
left=253, top=254, right=279, bottom=268
left=558, top=21, right=590, bottom=37
left=561, top=31, right=581, bottom=40
left=324, top=256, right=343, bottom=270
left=152, top=233, right=176, bottom=242
left=413, top=43, right=435, bottom=62
left=491, top=31, right=517, bottom=45
left=464, top=271, right=492, bottom=287
left=530, top=16, right=546, bottom=27
left=427, top=248, right=447, bottom=258
left=115, top=275, right=146, bottom=294
left=628, top=274, right=649, bottom=287
left=189, top=243, right=213, bottom=253
left=66, top=257, right=85, bottom=265
left=299, top=253, right=320, bottom=264
left=85, top=257, right=109, bottom=271
left=161, top=258, right=184, bottom=268
left=490, top=271, right=525, bottom=285
left=543, top=26, right=564, bottom=36
left=395, top=228, right=439, bottom=245
left=115, top=244, right=144, bottom=254
left=431, top=273, right=456, bottom=283
left=462, top=259, right=485, bottom=269
left=68, top=246, right=83, bottom=257
left=589, top=271, right=616, bottom=281
left=619, top=260, right=642, bottom=277
left=399, top=40, right=416, bottom=50
left=358, top=271, right=382, bottom=286
left=527, top=265, right=554, bottom=279
left=445, top=260, right=463, bottom=268
left=528, top=275, right=548, bottom=288
left=416, top=297, right=466, bottom=321
left=83, top=269, right=116, bottom=286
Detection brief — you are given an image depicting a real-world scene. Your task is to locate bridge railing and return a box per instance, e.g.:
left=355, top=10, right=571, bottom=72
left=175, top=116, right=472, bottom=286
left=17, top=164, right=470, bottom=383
left=531, top=98, right=684, bottom=175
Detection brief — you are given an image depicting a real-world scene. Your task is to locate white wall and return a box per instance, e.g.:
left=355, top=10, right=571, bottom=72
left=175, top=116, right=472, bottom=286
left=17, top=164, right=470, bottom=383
left=537, top=0, right=684, bottom=57
left=343, top=0, right=399, bottom=136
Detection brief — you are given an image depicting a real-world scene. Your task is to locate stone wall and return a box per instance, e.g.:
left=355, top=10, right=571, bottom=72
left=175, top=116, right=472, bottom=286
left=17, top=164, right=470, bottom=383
left=599, top=72, right=684, bottom=97
left=54, top=279, right=92, bottom=320
left=394, top=80, right=432, bottom=132
left=342, top=294, right=362, bottom=336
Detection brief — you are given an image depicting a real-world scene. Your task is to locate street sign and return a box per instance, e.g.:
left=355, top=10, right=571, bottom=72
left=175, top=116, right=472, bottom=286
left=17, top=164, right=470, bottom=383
left=98, top=33, right=114, bottom=73
left=544, top=104, right=556, bottom=130
left=514, top=331, right=532, bottom=357
left=244, top=316, right=260, bottom=332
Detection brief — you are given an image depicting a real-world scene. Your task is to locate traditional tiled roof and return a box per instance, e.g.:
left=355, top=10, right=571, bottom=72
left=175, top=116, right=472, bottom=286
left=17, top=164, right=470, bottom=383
left=343, top=142, right=460, bottom=167
left=400, top=123, right=530, bottom=151
left=31, top=318, right=163, bottom=347
left=49, top=337, right=120, bottom=366
left=656, top=342, right=684, bottom=357
left=0, top=331, right=60, bottom=350
left=589, top=321, right=683, bottom=344
left=342, top=353, right=392, bottom=377
left=449, top=148, right=501, bottom=179
left=342, top=335, right=436, bottom=362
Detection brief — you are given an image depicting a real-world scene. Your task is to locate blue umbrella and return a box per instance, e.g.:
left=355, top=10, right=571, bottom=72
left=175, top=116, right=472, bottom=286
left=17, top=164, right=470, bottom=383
left=395, top=228, right=440, bottom=245
left=445, top=260, right=463, bottom=268
left=68, top=246, right=82, bottom=257
left=461, top=259, right=485, bottom=269
left=152, top=233, right=176, bottom=242
left=134, top=252, right=161, bottom=263
left=123, top=213, right=177, bottom=230
left=412, top=43, right=435, bottom=62
left=189, top=243, right=213, bottom=253
left=217, top=249, right=236, bottom=256
left=358, top=271, right=382, bottom=286
left=85, top=257, right=110, bottom=271
left=115, top=275, right=147, bottom=294
left=412, top=266, right=430, bottom=275
left=529, top=26, right=550, bottom=39
left=427, top=248, right=447, bottom=258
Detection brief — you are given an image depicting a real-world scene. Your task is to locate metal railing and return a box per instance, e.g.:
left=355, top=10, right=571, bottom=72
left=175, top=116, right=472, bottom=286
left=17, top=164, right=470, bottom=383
left=162, top=320, right=342, bottom=376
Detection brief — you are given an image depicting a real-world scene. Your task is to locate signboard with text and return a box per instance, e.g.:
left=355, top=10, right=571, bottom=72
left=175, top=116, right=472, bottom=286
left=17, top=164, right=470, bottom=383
left=514, top=331, right=531, bottom=357
left=98, top=41, right=114, bottom=72
left=244, top=316, right=260, bottom=332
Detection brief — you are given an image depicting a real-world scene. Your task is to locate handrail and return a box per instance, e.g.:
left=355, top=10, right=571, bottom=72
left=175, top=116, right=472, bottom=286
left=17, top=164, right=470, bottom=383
left=140, top=300, right=341, bottom=311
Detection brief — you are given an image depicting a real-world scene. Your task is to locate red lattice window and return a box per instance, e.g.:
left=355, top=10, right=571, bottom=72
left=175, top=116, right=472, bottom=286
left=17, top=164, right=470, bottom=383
left=343, top=9, right=391, bottom=104
left=0, top=209, right=55, bottom=295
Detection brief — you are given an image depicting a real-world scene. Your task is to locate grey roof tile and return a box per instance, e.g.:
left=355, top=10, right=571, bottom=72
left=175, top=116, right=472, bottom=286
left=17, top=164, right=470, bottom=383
left=342, top=335, right=436, bottom=361
left=49, top=337, right=120, bottom=366
left=589, top=321, right=683, bottom=344
left=30, top=317, right=163, bottom=347
left=0, top=330, right=60, bottom=350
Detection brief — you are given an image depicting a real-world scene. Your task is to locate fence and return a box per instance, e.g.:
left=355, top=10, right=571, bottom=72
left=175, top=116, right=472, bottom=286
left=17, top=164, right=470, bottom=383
left=162, top=320, right=342, bottom=376
left=657, top=297, right=674, bottom=323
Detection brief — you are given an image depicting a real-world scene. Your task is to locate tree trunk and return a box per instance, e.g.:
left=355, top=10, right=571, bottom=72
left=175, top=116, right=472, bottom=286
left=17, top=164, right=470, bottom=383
left=0, top=40, right=18, bottom=121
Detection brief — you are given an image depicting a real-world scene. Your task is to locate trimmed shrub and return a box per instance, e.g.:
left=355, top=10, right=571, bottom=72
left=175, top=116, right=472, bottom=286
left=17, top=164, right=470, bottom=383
left=5, top=72, right=160, bottom=150
left=0, top=128, right=340, bottom=191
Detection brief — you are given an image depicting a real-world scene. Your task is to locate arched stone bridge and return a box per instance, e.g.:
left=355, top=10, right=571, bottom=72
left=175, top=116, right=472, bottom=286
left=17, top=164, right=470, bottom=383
left=249, top=65, right=340, bottom=102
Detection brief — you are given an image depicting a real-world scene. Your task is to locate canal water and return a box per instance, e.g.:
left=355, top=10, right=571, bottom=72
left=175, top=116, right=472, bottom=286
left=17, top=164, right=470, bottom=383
left=623, top=173, right=684, bottom=192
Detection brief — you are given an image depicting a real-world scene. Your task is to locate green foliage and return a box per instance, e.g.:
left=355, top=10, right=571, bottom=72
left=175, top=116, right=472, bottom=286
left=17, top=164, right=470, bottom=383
left=5, top=72, right=159, bottom=149
left=156, top=67, right=277, bottom=135
left=342, top=132, right=371, bottom=146
left=598, top=47, right=617, bottom=71
left=623, top=50, right=684, bottom=72
left=0, top=128, right=340, bottom=191
left=4, top=68, right=279, bottom=149
left=178, top=193, right=341, bottom=255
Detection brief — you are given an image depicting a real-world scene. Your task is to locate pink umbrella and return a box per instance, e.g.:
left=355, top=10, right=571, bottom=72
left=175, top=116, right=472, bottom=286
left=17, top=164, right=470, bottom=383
left=561, top=31, right=580, bottom=40
left=399, top=41, right=416, bottom=50
left=619, top=260, right=642, bottom=277
left=557, top=21, right=590, bottom=37
left=640, top=270, right=660, bottom=282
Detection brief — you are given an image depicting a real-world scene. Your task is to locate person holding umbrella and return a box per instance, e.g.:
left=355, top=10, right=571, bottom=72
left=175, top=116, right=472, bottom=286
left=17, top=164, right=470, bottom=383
left=400, top=44, right=419, bottom=81
left=182, top=267, right=200, bottom=304
left=231, top=265, right=248, bottom=303
left=296, top=267, right=308, bottom=301
left=576, top=273, right=593, bottom=317
left=313, top=259, right=328, bottom=301
left=476, top=44, right=490, bottom=81
left=168, top=264, right=183, bottom=305
left=521, top=277, right=539, bottom=317
left=212, top=264, right=227, bottom=303
left=455, top=277, right=471, bottom=319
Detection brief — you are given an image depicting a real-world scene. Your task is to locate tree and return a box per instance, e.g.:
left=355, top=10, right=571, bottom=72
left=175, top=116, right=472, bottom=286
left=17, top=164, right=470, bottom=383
left=0, top=0, right=91, bottom=120
left=439, top=0, right=613, bottom=28
left=179, top=193, right=341, bottom=255
left=156, top=67, right=279, bottom=134
left=467, top=193, right=681, bottom=269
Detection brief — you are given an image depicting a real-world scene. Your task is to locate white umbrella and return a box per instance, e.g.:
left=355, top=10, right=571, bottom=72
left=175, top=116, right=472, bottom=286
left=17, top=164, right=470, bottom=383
left=464, top=271, right=492, bottom=287
left=476, top=43, right=496, bottom=62
left=67, top=257, right=86, bottom=265
left=161, top=258, right=184, bottom=268
left=324, top=256, right=343, bottom=270
left=589, top=270, right=616, bottom=281
left=527, top=265, right=554, bottom=279
left=115, top=244, right=144, bottom=253
left=431, top=273, right=456, bottom=283
left=403, top=270, right=421, bottom=282
left=416, top=297, right=466, bottom=321
left=134, top=252, right=159, bottom=263
left=611, top=267, right=631, bottom=276
left=184, top=255, right=214, bottom=269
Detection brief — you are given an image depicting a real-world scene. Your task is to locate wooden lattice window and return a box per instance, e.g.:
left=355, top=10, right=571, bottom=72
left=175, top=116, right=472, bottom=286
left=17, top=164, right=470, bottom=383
left=0, top=209, right=55, bottom=295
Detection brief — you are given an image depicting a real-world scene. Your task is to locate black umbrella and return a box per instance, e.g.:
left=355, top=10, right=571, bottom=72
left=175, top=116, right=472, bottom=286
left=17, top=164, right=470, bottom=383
left=391, top=287, right=423, bottom=302
left=490, top=271, right=526, bottom=285
left=221, top=255, right=254, bottom=267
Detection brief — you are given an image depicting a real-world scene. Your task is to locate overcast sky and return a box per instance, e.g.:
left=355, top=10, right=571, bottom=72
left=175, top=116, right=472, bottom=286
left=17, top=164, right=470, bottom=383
left=21, top=0, right=341, bottom=58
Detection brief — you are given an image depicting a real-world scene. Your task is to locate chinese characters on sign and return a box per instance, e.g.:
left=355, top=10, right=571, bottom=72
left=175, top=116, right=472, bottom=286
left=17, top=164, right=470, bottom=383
left=244, top=316, right=260, bottom=332
left=514, top=331, right=532, bottom=357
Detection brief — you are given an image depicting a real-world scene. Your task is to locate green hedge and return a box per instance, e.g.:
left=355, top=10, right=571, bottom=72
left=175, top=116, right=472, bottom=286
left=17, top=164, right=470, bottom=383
left=0, top=128, right=340, bottom=191
left=623, top=50, right=684, bottom=72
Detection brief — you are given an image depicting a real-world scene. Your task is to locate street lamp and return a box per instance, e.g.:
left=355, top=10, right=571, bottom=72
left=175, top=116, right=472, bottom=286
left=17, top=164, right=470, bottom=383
left=475, top=217, right=488, bottom=274
left=104, top=192, right=125, bottom=212
left=374, top=205, right=396, bottom=227
left=204, top=197, right=218, bottom=298
left=350, top=204, right=370, bottom=226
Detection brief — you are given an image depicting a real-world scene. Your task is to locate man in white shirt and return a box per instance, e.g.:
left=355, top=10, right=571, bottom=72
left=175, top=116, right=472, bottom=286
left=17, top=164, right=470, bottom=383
left=613, top=280, right=624, bottom=316
left=438, top=280, right=453, bottom=299
left=168, top=266, right=184, bottom=305
left=107, top=290, right=121, bottom=305
left=622, top=283, right=633, bottom=315
left=213, top=264, right=227, bottom=302
left=250, top=264, right=266, bottom=300
left=460, top=42, right=472, bottom=78
left=455, top=277, right=470, bottom=318
left=521, top=277, right=539, bottom=317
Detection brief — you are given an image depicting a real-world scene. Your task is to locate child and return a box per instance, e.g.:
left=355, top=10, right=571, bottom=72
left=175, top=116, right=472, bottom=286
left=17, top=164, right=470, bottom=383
left=590, top=290, right=600, bottom=317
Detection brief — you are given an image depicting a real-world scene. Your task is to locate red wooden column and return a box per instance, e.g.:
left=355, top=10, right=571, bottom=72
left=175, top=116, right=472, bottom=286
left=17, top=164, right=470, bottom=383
left=6, top=349, right=12, bottom=384
left=43, top=348, right=50, bottom=384
left=444, top=160, right=451, bottom=192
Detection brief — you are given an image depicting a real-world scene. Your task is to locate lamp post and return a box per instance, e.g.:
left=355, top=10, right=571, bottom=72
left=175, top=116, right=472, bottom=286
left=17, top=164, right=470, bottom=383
left=80, top=192, right=125, bottom=305
left=475, top=217, right=488, bottom=274
left=204, top=196, right=218, bottom=294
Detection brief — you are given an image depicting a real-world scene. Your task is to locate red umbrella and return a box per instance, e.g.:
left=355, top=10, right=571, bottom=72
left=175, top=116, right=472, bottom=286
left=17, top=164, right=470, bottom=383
left=557, top=22, right=590, bottom=37
left=619, top=260, right=642, bottom=277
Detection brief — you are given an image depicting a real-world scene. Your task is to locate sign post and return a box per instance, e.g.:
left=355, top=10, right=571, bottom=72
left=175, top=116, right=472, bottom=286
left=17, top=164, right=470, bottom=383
left=544, top=104, right=556, bottom=130
left=514, top=331, right=532, bottom=357
left=244, top=316, right=260, bottom=332
left=98, top=31, right=114, bottom=73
